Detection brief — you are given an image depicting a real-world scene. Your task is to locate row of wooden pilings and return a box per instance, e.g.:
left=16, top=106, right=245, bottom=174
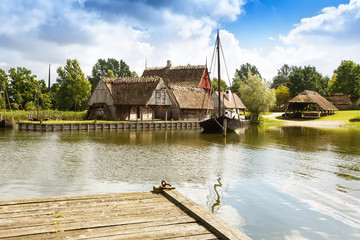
left=18, top=121, right=200, bottom=131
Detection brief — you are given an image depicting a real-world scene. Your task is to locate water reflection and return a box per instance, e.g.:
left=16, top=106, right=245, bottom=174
left=206, top=177, right=224, bottom=214
left=1, top=126, right=360, bottom=239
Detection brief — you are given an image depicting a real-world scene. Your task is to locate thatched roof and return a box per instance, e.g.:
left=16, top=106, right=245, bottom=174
left=170, top=86, right=213, bottom=110
left=213, top=91, right=246, bottom=110
left=103, top=77, right=163, bottom=105
left=285, top=90, right=338, bottom=111
left=328, top=94, right=352, bottom=105
left=142, top=64, right=206, bottom=88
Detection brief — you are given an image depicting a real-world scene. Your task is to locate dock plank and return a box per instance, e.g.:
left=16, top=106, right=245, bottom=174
left=0, top=190, right=251, bottom=240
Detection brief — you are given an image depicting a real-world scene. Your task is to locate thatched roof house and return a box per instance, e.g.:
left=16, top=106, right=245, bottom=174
left=284, top=90, right=338, bottom=118
left=171, top=86, right=213, bottom=109
left=142, top=60, right=213, bottom=121
left=211, top=90, right=246, bottom=118
left=86, top=77, right=173, bottom=120
left=328, top=94, right=352, bottom=109
left=142, top=60, right=210, bottom=90
left=153, top=86, right=213, bottom=121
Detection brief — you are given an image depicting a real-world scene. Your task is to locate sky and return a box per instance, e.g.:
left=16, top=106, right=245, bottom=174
left=1, top=0, right=360, bottom=86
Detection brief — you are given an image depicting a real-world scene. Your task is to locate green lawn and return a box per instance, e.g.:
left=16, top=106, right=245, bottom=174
left=261, top=110, right=360, bottom=128
left=313, top=110, right=360, bottom=121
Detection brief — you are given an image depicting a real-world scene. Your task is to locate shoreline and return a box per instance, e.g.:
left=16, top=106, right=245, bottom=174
left=262, top=112, right=352, bottom=129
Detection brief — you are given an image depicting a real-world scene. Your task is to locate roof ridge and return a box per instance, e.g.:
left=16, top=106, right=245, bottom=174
left=144, top=65, right=206, bottom=71
left=102, top=76, right=162, bottom=83
left=170, top=85, right=204, bottom=93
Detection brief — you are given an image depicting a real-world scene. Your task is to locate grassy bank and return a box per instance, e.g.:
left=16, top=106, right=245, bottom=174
left=2, top=110, right=87, bottom=121
left=261, top=110, right=360, bottom=128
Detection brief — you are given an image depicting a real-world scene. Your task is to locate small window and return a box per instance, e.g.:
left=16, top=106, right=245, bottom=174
left=156, top=90, right=161, bottom=104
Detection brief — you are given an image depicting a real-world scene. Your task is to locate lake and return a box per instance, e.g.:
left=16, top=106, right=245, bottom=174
left=0, top=126, right=359, bottom=239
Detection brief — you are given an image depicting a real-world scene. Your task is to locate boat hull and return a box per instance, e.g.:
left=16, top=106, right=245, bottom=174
left=0, top=119, right=14, bottom=128
left=199, top=116, right=241, bottom=133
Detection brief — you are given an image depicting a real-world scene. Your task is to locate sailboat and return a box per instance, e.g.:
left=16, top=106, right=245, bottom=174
left=199, top=30, right=241, bottom=133
left=0, top=81, right=14, bottom=128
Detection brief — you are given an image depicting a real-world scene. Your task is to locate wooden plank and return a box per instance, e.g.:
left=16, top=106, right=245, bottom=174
left=0, top=204, right=187, bottom=230
left=0, top=189, right=247, bottom=240
left=0, top=191, right=158, bottom=206
left=38, top=221, right=212, bottom=240
left=159, top=188, right=251, bottom=240
left=0, top=193, right=167, bottom=214
left=0, top=214, right=197, bottom=238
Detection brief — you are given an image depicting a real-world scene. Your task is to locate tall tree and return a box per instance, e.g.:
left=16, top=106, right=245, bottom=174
left=55, top=59, right=91, bottom=111
left=211, top=77, right=228, bottom=92
left=6, top=67, right=50, bottom=110
left=239, top=73, right=276, bottom=122
left=288, top=65, right=329, bottom=97
left=331, top=60, right=360, bottom=105
left=88, top=58, right=132, bottom=90
left=0, top=69, right=8, bottom=111
left=231, top=63, right=261, bottom=96
left=275, top=85, right=291, bottom=107
left=271, top=64, right=294, bottom=88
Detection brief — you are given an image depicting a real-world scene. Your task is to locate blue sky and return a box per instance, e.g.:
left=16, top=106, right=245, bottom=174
left=1, top=0, right=359, bottom=84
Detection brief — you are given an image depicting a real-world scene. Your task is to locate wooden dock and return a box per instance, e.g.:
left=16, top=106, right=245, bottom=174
left=0, top=187, right=251, bottom=239
left=18, top=121, right=200, bottom=132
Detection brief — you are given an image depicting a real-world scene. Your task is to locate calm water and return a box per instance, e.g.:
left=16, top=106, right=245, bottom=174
left=1, top=126, right=360, bottom=240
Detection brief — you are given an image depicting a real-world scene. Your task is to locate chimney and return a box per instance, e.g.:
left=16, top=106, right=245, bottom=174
left=166, top=60, right=172, bottom=68
left=225, top=89, right=232, bottom=102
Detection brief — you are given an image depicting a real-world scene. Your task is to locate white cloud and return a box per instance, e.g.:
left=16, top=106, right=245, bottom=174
left=2, top=0, right=360, bottom=85
left=280, top=0, right=360, bottom=45
left=0, top=0, right=246, bottom=83
left=255, top=0, right=360, bottom=80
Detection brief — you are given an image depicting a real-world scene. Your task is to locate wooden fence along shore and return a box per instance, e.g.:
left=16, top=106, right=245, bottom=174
left=18, top=121, right=200, bottom=131
left=18, top=120, right=250, bottom=131
left=0, top=185, right=251, bottom=240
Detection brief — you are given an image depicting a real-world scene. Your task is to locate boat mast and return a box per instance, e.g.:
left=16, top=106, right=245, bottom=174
left=37, top=81, right=39, bottom=120
left=48, top=64, right=51, bottom=91
left=217, top=30, right=221, bottom=117
left=3, top=81, right=5, bottom=120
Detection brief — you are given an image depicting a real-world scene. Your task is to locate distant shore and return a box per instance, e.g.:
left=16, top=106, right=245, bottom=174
left=262, top=112, right=359, bottom=129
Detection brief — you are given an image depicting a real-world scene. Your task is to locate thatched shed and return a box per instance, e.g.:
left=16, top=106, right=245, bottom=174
left=165, top=86, right=213, bottom=121
left=328, top=94, right=352, bottom=110
left=284, top=90, right=338, bottom=118
left=211, top=90, right=246, bottom=119
left=86, top=77, right=173, bottom=120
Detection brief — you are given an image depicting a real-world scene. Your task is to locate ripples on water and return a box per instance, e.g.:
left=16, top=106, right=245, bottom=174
left=0, top=126, right=360, bottom=239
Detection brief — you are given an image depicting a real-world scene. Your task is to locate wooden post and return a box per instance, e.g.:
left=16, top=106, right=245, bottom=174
left=223, top=117, right=227, bottom=137
left=165, top=109, right=168, bottom=122
left=140, top=106, right=143, bottom=121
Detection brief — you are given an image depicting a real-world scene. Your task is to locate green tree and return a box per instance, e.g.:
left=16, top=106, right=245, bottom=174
left=7, top=67, right=51, bottom=110
left=239, top=73, right=276, bottom=122
left=275, top=85, right=291, bottom=107
left=55, top=59, right=91, bottom=111
left=231, top=63, right=261, bottom=96
left=0, top=69, right=7, bottom=111
left=88, top=58, right=132, bottom=90
left=105, top=70, right=115, bottom=78
left=288, top=65, right=329, bottom=97
left=131, top=71, right=139, bottom=77
left=271, top=64, right=294, bottom=88
left=331, top=60, right=360, bottom=105
left=211, top=77, right=228, bottom=92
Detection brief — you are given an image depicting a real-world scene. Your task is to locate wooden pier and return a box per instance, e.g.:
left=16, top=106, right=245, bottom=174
left=18, top=121, right=200, bottom=132
left=0, top=187, right=250, bottom=239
